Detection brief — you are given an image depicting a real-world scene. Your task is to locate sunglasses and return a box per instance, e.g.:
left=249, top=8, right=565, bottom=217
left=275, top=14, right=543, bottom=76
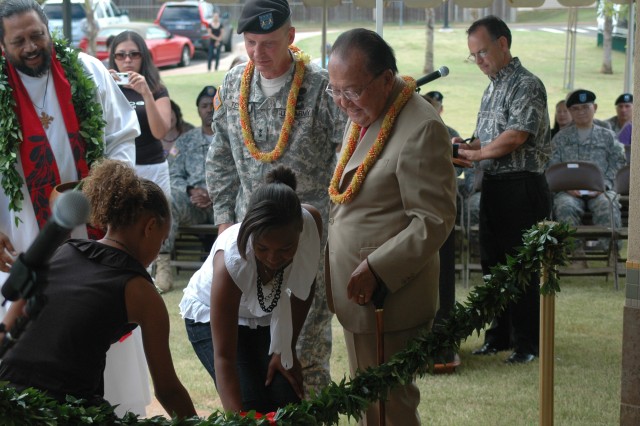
left=114, top=51, right=142, bottom=61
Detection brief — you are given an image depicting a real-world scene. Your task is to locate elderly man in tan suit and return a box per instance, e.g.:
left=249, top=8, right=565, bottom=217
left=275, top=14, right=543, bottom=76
left=325, top=29, right=457, bottom=425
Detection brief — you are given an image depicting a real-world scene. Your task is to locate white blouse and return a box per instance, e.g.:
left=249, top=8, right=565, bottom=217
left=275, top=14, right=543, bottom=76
left=179, top=208, right=320, bottom=368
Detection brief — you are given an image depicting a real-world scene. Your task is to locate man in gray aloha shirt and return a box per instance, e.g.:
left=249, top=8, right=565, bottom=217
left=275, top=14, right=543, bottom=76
left=206, top=0, right=346, bottom=393
left=455, top=15, right=552, bottom=364
left=549, top=89, right=626, bottom=240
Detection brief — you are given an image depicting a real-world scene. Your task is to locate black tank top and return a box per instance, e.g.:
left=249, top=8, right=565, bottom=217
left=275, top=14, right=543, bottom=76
left=0, top=240, right=151, bottom=401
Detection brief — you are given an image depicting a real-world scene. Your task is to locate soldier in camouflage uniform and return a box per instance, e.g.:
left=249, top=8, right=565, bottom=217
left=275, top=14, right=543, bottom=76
left=161, top=86, right=217, bottom=291
left=456, top=16, right=552, bottom=364
left=205, top=0, right=346, bottom=393
left=549, top=89, right=626, bottom=240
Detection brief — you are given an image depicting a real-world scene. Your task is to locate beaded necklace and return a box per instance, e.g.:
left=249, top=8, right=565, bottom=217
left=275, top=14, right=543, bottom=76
left=256, top=268, right=284, bottom=313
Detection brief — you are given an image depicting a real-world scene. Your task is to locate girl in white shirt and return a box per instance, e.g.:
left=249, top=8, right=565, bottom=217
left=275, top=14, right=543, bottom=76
left=179, top=166, right=322, bottom=413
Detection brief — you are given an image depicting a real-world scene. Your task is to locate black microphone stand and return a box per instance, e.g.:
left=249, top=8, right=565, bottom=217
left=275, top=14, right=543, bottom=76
left=0, top=255, right=49, bottom=359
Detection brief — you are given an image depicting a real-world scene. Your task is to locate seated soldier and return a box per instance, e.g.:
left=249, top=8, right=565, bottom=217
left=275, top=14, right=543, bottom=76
left=605, top=93, right=633, bottom=136
left=548, top=89, right=626, bottom=251
left=156, top=86, right=217, bottom=292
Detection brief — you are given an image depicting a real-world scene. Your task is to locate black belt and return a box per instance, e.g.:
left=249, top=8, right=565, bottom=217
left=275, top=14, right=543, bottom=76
left=483, top=171, right=541, bottom=181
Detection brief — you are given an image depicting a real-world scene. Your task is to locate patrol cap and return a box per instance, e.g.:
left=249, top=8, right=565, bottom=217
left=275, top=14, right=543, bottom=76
left=196, top=86, right=217, bottom=106
left=426, top=91, right=443, bottom=102
left=615, top=93, right=633, bottom=105
left=237, top=0, right=291, bottom=34
left=566, top=89, right=596, bottom=108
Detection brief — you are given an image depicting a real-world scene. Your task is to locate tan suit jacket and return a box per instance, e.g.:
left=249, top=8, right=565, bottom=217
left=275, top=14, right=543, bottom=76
left=326, top=80, right=457, bottom=334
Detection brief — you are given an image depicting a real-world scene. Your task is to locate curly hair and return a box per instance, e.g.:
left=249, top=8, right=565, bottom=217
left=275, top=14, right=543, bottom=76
left=237, top=166, right=303, bottom=258
left=82, top=159, right=169, bottom=231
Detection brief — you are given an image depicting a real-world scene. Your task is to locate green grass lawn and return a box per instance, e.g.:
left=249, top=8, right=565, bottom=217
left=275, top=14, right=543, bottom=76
left=159, top=23, right=627, bottom=425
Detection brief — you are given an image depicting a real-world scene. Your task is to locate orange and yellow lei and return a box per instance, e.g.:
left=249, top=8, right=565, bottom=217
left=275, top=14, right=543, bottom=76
left=239, top=46, right=309, bottom=163
left=328, top=76, right=417, bottom=204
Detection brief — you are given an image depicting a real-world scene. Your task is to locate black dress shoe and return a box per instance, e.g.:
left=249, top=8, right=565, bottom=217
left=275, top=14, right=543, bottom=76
left=472, top=343, right=503, bottom=355
left=505, top=351, right=536, bottom=364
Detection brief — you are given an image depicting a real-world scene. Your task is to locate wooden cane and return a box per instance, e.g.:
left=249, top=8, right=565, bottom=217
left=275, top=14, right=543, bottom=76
left=375, top=308, right=385, bottom=426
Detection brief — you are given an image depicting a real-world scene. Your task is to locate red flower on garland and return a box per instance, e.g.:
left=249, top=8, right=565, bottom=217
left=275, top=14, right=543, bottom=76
left=239, top=411, right=277, bottom=425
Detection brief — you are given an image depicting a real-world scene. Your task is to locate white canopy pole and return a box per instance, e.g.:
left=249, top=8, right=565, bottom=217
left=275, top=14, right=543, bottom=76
left=376, top=0, right=384, bottom=36
left=624, top=0, right=635, bottom=93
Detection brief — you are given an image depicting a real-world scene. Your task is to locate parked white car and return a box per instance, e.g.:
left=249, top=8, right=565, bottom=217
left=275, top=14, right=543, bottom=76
left=42, top=0, right=130, bottom=48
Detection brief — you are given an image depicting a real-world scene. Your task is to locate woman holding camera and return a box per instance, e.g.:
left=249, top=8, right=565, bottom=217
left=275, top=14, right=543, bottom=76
left=108, top=30, right=172, bottom=198
left=109, top=30, right=175, bottom=294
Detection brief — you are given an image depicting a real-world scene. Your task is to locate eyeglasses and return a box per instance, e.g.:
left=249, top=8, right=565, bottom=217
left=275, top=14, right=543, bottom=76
left=466, top=49, right=490, bottom=63
left=325, top=71, right=384, bottom=102
left=466, top=38, right=500, bottom=63
left=114, top=51, right=142, bottom=61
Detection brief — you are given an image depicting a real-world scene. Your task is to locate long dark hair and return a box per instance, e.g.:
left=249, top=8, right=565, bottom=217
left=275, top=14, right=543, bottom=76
left=237, top=166, right=303, bottom=259
left=170, top=100, right=186, bottom=134
left=108, top=30, right=165, bottom=95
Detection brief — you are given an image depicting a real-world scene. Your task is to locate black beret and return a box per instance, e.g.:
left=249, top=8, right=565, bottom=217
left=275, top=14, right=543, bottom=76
left=426, top=91, right=443, bottom=102
left=566, top=89, right=596, bottom=108
left=196, top=86, right=217, bottom=106
left=615, top=93, right=633, bottom=105
left=237, top=0, right=291, bottom=34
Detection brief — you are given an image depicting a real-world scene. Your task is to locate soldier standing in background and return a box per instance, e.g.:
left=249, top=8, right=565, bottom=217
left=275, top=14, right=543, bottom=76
left=205, top=0, right=346, bottom=392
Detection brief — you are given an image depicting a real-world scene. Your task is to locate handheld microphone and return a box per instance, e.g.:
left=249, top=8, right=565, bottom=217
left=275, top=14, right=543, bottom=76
left=415, top=66, right=450, bottom=88
left=1, top=190, right=90, bottom=301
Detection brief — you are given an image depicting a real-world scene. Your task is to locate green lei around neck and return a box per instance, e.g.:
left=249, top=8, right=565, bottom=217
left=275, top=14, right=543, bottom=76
left=0, top=37, right=105, bottom=225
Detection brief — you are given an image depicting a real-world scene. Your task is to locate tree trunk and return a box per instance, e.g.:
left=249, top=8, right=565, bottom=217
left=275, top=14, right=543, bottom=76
left=601, top=6, right=614, bottom=74
left=84, top=0, right=98, bottom=56
left=423, top=8, right=434, bottom=74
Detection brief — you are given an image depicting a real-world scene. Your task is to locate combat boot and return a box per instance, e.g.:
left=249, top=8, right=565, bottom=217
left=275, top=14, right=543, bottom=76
left=155, top=253, right=173, bottom=293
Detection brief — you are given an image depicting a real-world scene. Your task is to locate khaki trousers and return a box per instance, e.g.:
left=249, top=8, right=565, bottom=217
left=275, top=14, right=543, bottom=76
left=343, top=323, right=428, bottom=426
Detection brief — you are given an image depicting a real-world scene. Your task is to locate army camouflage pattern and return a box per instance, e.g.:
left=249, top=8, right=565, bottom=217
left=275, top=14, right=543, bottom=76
left=549, top=123, right=626, bottom=189
left=206, top=58, right=347, bottom=392
left=605, top=116, right=624, bottom=135
left=474, top=58, right=551, bottom=174
left=166, top=128, right=215, bottom=252
left=549, top=123, right=626, bottom=231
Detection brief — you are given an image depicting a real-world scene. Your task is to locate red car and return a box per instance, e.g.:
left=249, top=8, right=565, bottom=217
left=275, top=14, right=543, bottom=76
left=79, top=22, right=195, bottom=68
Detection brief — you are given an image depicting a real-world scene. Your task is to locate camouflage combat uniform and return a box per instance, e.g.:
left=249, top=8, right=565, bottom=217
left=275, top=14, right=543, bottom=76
left=206, top=58, right=347, bottom=393
left=549, top=123, right=626, bottom=231
left=167, top=128, right=215, bottom=252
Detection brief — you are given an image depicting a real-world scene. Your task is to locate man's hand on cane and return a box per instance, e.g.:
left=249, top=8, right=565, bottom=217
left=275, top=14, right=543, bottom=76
left=347, top=259, right=379, bottom=306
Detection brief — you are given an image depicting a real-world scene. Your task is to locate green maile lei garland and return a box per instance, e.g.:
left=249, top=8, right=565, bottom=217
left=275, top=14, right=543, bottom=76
left=0, top=37, right=105, bottom=226
left=0, top=221, right=574, bottom=425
